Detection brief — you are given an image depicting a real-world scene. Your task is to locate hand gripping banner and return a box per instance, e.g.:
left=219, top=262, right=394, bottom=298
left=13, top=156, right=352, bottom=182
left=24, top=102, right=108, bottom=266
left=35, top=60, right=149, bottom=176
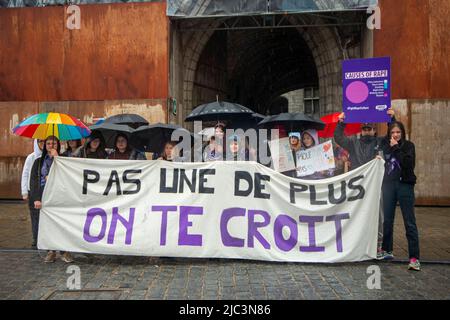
left=38, top=157, right=385, bottom=263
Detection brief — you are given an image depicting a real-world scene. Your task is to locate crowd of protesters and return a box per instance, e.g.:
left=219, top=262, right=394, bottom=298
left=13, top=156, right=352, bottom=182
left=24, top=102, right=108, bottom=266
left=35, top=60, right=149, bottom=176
left=20, top=107, right=420, bottom=271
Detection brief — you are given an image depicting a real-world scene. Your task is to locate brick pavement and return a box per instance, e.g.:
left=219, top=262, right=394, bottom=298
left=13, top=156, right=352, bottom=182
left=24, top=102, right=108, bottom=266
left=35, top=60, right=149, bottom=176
left=0, top=201, right=449, bottom=300
left=0, top=251, right=449, bottom=300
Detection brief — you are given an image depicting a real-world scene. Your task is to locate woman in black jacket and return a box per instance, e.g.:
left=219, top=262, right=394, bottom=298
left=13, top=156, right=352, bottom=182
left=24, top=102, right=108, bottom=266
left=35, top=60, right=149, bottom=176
left=378, top=121, right=420, bottom=271
left=72, top=131, right=108, bottom=159
left=30, top=135, right=74, bottom=264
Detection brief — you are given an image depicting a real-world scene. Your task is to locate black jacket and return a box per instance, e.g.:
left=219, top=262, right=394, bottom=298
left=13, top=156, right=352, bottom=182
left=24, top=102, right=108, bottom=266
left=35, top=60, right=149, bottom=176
left=334, top=116, right=398, bottom=169
left=380, top=138, right=417, bottom=185
left=29, top=156, right=44, bottom=209
left=73, top=131, right=108, bottom=159
left=334, top=122, right=384, bottom=169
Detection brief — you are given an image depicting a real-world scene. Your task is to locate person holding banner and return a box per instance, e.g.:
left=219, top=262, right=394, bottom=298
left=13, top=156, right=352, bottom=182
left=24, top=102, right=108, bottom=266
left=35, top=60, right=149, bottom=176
left=61, top=139, right=81, bottom=157
left=335, top=109, right=395, bottom=252
left=331, top=142, right=351, bottom=176
left=203, top=135, right=224, bottom=162
left=378, top=121, right=421, bottom=271
left=158, top=141, right=177, bottom=161
left=203, top=123, right=226, bottom=162
left=298, top=129, right=328, bottom=180
left=29, top=136, right=74, bottom=263
left=108, top=133, right=146, bottom=160
left=226, top=134, right=251, bottom=161
left=283, top=132, right=302, bottom=177
left=73, top=131, right=108, bottom=159
left=21, top=139, right=44, bottom=248
left=334, top=109, right=395, bottom=169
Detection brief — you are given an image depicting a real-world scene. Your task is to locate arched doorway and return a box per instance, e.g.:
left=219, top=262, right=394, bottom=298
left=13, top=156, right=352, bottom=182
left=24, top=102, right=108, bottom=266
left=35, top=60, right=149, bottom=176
left=177, top=14, right=364, bottom=124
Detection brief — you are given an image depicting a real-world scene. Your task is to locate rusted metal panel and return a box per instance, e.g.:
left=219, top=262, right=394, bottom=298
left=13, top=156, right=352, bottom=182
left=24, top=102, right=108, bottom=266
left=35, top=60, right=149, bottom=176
left=0, top=102, right=39, bottom=157
left=0, top=102, right=39, bottom=199
left=39, top=99, right=168, bottom=125
left=375, top=0, right=450, bottom=100
left=0, top=99, right=167, bottom=199
left=429, top=0, right=450, bottom=99
left=0, top=3, right=169, bottom=101
left=0, top=157, right=25, bottom=199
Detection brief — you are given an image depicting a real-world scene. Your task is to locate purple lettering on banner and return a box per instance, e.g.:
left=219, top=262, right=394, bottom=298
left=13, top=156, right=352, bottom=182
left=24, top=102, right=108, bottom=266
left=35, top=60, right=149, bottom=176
left=299, top=216, right=325, bottom=252
left=326, top=213, right=350, bottom=252
left=179, top=206, right=203, bottom=246
left=274, top=214, right=298, bottom=252
left=152, top=206, right=177, bottom=246
left=248, top=210, right=271, bottom=249
left=107, top=207, right=135, bottom=245
left=83, top=208, right=107, bottom=243
left=220, top=208, right=246, bottom=247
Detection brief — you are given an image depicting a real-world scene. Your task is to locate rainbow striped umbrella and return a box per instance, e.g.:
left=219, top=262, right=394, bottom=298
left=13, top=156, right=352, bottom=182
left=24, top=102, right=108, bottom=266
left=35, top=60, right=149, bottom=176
left=12, top=112, right=91, bottom=141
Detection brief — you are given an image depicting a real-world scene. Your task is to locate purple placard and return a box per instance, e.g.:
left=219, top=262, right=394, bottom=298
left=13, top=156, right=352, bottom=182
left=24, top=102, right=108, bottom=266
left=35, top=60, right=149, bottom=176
left=342, top=57, right=391, bottom=124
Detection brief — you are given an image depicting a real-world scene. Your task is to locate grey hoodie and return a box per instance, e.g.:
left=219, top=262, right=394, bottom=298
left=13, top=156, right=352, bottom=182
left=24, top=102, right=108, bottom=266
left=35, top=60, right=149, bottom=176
left=21, top=140, right=42, bottom=197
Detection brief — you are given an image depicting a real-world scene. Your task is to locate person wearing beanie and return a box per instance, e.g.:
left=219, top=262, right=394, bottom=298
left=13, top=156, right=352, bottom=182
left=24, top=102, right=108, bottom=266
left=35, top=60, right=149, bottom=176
left=334, top=108, right=396, bottom=256
left=334, top=109, right=396, bottom=169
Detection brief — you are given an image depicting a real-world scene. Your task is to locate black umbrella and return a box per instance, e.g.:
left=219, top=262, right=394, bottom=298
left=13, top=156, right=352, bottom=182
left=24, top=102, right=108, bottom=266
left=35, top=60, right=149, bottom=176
left=103, top=113, right=149, bottom=129
left=229, top=112, right=267, bottom=130
left=257, top=112, right=326, bottom=132
left=185, top=101, right=255, bottom=122
left=89, top=123, right=135, bottom=149
left=131, top=123, right=192, bottom=153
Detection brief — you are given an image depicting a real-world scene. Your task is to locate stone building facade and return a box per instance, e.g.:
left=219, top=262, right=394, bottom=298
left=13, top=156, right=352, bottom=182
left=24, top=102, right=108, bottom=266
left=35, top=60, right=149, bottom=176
left=0, top=0, right=449, bottom=204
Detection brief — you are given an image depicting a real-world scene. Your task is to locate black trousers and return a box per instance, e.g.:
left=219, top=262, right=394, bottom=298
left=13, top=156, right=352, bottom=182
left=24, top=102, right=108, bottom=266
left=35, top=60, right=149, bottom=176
left=382, top=181, right=420, bottom=259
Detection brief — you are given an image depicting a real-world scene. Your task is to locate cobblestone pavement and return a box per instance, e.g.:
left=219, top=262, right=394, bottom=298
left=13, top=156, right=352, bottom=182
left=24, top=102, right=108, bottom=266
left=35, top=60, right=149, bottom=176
left=0, top=251, right=449, bottom=300
left=1, top=202, right=449, bottom=260
left=0, top=202, right=449, bottom=300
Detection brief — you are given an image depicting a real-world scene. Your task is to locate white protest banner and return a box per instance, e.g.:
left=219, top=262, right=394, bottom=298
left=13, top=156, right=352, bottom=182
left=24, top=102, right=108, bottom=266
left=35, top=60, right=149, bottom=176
left=268, top=137, right=296, bottom=173
left=39, top=157, right=384, bottom=263
left=296, top=140, right=335, bottom=177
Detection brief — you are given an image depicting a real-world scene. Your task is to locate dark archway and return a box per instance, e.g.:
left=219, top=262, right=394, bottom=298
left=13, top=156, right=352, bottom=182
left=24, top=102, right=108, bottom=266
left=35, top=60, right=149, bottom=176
left=192, top=28, right=319, bottom=115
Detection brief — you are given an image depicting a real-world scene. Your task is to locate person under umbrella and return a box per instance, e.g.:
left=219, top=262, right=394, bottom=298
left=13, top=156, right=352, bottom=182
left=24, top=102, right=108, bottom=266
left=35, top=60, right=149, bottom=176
left=21, top=139, right=44, bottom=248
left=29, top=136, right=74, bottom=264
left=61, top=140, right=81, bottom=157
left=226, top=135, right=243, bottom=161
left=73, top=131, right=108, bottom=159
left=157, top=141, right=177, bottom=161
left=12, top=112, right=91, bottom=253
left=281, top=132, right=302, bottom=178
left=89, top=122, right=136, bottom=150
left=131, top=123, right=192, bottom=161
left=298, top=129, right=328, bottom=180
left=202, top=123, right=226, bottom=162
left=108, top=133, right=146, bottom=160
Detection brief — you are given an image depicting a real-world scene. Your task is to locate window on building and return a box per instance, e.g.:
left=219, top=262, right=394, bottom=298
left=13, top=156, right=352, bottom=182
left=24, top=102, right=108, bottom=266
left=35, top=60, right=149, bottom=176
left=303, top=87, right=319, bottom=116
